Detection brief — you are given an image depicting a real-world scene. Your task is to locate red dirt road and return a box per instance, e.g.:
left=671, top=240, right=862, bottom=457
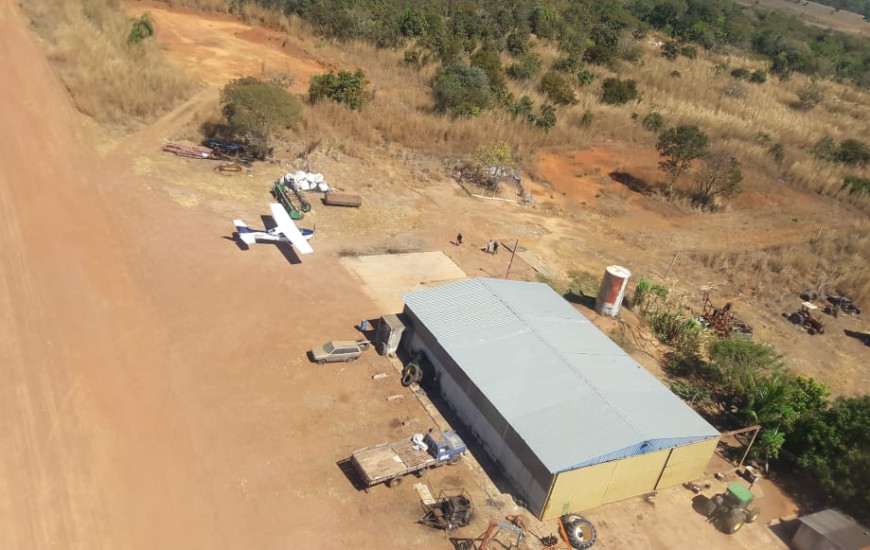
left=0, top=1, right=227, bottom=548
left=0, top=3, right=480, bottom=549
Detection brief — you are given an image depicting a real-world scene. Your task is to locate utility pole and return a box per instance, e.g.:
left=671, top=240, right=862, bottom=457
left=505, top=238, right=519, bottom=279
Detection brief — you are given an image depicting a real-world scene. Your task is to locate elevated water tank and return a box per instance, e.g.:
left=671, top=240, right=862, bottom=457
left=595, top=266, right=632, bottom=316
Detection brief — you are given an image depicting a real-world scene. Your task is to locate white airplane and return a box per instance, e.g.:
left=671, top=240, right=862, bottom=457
left=233, top=203, right=314, bottom=255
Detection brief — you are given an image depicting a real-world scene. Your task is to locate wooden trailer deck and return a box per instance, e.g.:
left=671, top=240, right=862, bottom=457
left=352, top=439, right=434, bottom=485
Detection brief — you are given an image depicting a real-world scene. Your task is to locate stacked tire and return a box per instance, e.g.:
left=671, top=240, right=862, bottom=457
left=561, top=515, right=597, bottom=549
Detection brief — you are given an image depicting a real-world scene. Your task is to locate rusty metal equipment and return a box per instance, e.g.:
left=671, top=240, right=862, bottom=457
left=419, top=489, right=473, bottom=531
left=454, top=521, right=524, bottom=550
left=699, top=292, right=752, bottom=340
left=784, top=302, right=825, bottom=335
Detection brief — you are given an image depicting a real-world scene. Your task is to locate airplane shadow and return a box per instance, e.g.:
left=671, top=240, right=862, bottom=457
left=223, top=235, right=249, bottom=251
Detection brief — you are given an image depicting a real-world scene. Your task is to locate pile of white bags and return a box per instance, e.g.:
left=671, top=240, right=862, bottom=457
left=280, top=171, right=330, bottom=193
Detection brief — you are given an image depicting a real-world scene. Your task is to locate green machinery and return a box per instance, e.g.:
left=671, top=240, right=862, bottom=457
left=695, top=483, right=760, bottom=534
left=271, top=179, right=311, bottom=220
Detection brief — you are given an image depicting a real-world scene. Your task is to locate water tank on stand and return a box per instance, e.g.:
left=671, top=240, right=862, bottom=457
left=595, top=266, right=632, bottom=317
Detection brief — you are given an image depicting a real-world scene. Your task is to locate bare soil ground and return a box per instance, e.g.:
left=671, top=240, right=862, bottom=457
left=2, top=1, right=866, bottom=549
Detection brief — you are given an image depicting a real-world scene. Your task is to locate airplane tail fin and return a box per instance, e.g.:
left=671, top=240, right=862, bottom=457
left=233, top=219, right=257, bottom=245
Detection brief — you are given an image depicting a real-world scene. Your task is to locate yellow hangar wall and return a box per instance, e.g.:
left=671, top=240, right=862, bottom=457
left=541, top=437, right=720, bottom=520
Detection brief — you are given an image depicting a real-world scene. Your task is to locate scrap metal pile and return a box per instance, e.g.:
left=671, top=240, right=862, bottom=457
left=698, top=292, right=753, bottom=340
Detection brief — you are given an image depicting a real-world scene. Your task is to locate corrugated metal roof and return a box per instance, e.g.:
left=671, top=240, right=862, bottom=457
left=798, top=509, right=870, bottom=550
left=402, top=278, right=720, bottom=474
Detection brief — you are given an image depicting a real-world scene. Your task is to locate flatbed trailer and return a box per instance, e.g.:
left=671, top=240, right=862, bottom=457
left=351, top=430, right=466, bottom=488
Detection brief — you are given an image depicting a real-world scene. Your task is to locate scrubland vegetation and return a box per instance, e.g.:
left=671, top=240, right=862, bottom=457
left=631, top=277, right=869, bottom=524
left=23, top=0, right=195, bottom=124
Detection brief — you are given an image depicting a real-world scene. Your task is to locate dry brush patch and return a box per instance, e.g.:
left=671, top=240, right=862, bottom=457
left=24, top=0, right=196, bottom=126
left=691, top=220, right=870, bottom=304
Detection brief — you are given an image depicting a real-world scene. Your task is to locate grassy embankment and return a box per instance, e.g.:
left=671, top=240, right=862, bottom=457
left=22, top=0, right=196, bottom=125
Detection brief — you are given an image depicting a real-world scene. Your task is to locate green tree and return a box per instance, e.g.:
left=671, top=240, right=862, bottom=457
left=470, top=48, right=506, bottom=93
left=220, top=77, right=302, bottom=159
left=470, top=141, right=515, bottom=190
left=127, top=12, right=154, bottom=46
left=692, top=153, right=743, bottom=208
left=656, top=125, right=710, bottom=193
left=787, top=396, right=870, bottom=524
left=309, top=70, right=371, bottom=110
left=600, top=78, right=638, bottom=105
left=433, top=64, right=492, bottom=117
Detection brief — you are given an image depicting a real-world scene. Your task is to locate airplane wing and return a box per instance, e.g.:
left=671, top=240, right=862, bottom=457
left=269, top=203, right=314, bottom=255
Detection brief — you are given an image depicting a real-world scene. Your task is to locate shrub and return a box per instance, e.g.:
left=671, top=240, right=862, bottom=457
left=510, top=95, right=535, bottom=123
left=506, top=54, right=542, bottom=81
left=837, top=139, right=870, bottom=166
left=670, top=70, right=681, bottom=78
left=580, top=110, right=594, bottom=126
left=680, top=44, right=697, bottom=59
left=662, top=41, right=679, bottom=61
left=812, top=136, right=838, bottom=162
left=750, top=69, right=767, bottom=83
left=538, top=72, right=577, bottom=105
left=403, top=50, right=420, bottom=65
left=127, top=12, right=154, bottom=45
left=221, top=77, right=302, bottom=159
left=433, top=64, right=492, bottom=117
left=600, top=77, right=638, bottom=105
left=309, top=70, right=371, bottom=110
left=769, top=143, right=785, bottom=165
left=842, top=175, right=870, bottom=194
left=796, top=84, right=824, bottom=110
left=506, top=31, right=529, bottom=57
left=553, top=54, right=582, bottom=73
left=577, top=70, right=595, bottom=86
left=730, top=67, right=751, bottom=80
left=648, top=306, right=705, bottom=358
left=536, top=104, right=557, bottom=131
left=642, top=112, right=665, bottom=133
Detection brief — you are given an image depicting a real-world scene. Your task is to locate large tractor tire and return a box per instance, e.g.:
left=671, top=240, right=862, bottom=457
left=564, top=517, right=597, bottom=549
left=745, top=508, right=761, bottom=524
left=694, top=495, right=718, bottom=518
left=721, top=508, right=746, bottom=534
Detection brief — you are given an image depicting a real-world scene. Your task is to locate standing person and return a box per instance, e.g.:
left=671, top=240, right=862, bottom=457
left=493, top=241, right=499, bottom=254
left=456, top=233, right=463, bottom=246
left=487, top=240, right=493, bottom=254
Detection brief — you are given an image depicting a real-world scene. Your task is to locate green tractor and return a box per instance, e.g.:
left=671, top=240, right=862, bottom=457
left=694, top=483, right=760, bottom=534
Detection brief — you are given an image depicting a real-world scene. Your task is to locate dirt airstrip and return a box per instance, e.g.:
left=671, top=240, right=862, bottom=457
left=1, top=1, right=866, bottom=549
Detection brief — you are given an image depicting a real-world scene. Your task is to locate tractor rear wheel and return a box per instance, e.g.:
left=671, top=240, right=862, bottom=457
left=746, top=508, right=760, bottom=524
left=692, top=495, right=717, bottom=518
left=721, top=508, right=746, bottom=534
left=565, top=517, right=597, bottom=549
